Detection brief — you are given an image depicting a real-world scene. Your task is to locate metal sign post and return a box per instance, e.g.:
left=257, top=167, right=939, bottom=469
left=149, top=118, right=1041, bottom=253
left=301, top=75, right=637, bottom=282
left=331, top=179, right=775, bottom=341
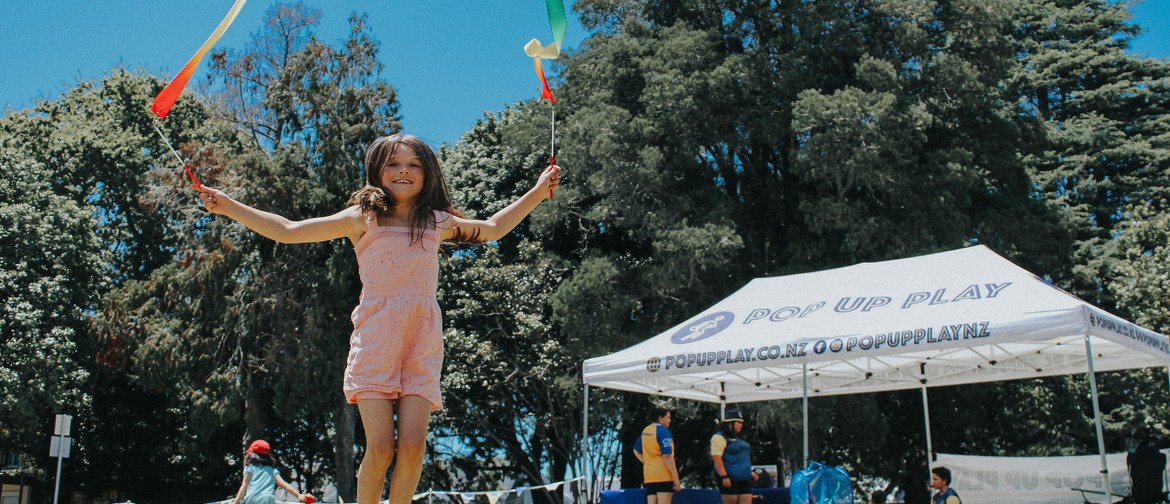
left=49, top=414, right=72, bottom=504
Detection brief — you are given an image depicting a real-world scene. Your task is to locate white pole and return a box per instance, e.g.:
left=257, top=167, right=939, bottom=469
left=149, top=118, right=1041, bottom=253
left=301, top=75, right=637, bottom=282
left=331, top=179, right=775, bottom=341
left=50, top=414, right=71, bottom=504
left=582, top=384, right=591, bottom=502
left=53, top=454, right=63, bottom=504
left=1085, top=335, right=1112, bottom=504
left=720, top=381, right=727, bottom=420
left=921, top=385, right=934, bottom=474
left=921, top=363, right=934, bottom=481
left=802, top=363, right=809, bottom=468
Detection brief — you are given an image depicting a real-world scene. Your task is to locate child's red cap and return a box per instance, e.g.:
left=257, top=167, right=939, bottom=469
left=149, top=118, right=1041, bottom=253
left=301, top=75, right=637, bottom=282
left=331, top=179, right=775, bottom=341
left=248, top=440, right=270, bottom=454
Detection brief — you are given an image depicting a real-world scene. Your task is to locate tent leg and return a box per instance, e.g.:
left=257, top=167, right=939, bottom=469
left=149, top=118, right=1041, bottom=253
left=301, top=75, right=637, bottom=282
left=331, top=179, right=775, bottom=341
left=583, top=384, right=591, bottom=502
left=922, top=383, right=934, bottom=480
left=1085, top=335, right=1112, bottom=504
left=720, top=381, right=727, bottom=419
left=803, top=363, right=809, bottom=468
left=921, top=362, right=934, bottom=481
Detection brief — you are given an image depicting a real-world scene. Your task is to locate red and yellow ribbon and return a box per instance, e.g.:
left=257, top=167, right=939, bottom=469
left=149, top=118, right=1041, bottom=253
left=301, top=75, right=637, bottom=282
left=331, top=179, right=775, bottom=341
left=533, top=58, right=556, bottom=104
left=151, top=0, right=248, bottom=118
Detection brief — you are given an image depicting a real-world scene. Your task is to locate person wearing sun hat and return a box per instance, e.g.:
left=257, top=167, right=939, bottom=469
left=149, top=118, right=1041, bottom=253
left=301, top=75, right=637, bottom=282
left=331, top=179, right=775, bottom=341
left=710, top=409, right=757, bottom=504
left=232, top=439, right=315, bottom=504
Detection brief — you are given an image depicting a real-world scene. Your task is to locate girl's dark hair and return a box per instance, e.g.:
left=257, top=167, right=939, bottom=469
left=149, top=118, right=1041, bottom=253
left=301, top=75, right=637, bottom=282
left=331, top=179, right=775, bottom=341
left=347, top=134, right=480, bottom=244
left=244, top=450, right=276, bottom=467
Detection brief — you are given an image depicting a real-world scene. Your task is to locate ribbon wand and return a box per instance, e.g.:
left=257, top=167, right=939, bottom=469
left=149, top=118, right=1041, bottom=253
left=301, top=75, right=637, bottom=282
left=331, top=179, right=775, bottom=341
left=148, top=0, right=248, bottom=192
left=525, top=0, right=567, bottom=199
left=528, top=55, right=559, bottom=200
left=151, top=119, right=206, bottom=192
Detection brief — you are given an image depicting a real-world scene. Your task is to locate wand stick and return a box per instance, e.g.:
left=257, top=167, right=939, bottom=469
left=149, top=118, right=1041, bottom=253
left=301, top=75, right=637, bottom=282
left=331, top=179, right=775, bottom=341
left=151, top=119, right=205, bottom=191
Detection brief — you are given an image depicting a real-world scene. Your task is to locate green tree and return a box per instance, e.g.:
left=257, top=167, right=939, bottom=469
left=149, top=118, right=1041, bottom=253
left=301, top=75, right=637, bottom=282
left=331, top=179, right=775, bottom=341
left=1110, top=202, right=1170, bottom=335
left=1001, top=0, right=1170, bottom=470
left=1103, top=202, right=1170, bottom=446
left=0, top=69, right=242, bottom=500
left=435, top=241, right=568, bottom=486
left=430, top=109, right=599, bottom=500
left=0, top=152, right=102, bottom=473
left=1013, top=0, right=1170, bottom=303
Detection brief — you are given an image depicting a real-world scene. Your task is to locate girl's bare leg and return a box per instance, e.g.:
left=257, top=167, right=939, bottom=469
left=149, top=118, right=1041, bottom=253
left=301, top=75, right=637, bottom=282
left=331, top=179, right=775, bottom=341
left=388, top=395, right=431, bottom=504
left=356, top=399, right=396, bottom=504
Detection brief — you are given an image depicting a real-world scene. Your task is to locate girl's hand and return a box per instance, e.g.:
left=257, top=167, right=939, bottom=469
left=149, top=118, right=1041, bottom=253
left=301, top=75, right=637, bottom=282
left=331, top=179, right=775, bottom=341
left=538, top=164, right=561, bottom=199
left=197, top=187, right=233, bottom=215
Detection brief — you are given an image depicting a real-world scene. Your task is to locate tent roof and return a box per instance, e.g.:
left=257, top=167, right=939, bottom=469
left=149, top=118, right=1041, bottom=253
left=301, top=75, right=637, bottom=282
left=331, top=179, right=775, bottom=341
left=582, top=246, right=1170, bottom=403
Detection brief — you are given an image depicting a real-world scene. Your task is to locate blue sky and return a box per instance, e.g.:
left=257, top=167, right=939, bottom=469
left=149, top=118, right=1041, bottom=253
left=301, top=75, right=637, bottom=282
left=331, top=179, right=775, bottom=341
left=0, top=1, right=1166, bottom=147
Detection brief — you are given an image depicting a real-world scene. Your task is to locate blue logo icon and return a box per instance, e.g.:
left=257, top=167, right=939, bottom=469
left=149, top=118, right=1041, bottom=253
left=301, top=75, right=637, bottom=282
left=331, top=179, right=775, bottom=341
left=670, top=311, right=735, bottom=344
left=813, top=340, right=827, bottom=354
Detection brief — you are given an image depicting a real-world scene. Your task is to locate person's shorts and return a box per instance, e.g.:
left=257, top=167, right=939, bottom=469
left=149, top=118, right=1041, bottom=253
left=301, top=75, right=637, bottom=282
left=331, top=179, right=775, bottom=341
left=644, top=481, right=675, bottom=494
left=719, top=479, right=752, bottom=495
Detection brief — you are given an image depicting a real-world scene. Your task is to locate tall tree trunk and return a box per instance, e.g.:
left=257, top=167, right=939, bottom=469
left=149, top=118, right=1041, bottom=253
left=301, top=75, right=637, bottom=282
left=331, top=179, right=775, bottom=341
left=334, top=399, right=356, bottom=501
left=550, top=441, right=569, bottom=502
left=245, top=374, right=270, bottom=441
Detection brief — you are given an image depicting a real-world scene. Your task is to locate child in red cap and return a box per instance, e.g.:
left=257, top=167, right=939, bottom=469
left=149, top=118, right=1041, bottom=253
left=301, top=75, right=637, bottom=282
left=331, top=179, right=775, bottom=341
left=232, top=440, right=314, bottom=504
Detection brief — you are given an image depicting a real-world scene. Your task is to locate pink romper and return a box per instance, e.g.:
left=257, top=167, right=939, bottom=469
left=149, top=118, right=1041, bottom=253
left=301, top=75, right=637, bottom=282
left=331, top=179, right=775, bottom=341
left=344, top=210, right=447, bottom=410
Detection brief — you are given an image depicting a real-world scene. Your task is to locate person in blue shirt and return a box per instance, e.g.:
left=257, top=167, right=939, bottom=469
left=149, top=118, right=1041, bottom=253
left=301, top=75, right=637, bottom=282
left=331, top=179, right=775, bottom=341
left=710, top=410, right=757, bottom=504
left=930, top=466, right=961, bottom=504
left=232, top=440, right=313, bottom=504
left=634, top=406, right=682, bottom=504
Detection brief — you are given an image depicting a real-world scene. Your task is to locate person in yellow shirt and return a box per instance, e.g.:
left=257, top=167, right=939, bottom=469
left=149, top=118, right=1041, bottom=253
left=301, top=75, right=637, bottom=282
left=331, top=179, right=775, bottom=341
left=633, top=406, right=682, bottom=504
left=710, top=410, right=757, bottom=504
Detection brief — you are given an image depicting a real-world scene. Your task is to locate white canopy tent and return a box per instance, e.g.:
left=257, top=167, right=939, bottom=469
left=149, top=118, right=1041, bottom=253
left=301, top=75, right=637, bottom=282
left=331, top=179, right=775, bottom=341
left=581, top=245, right=1170, bottom=502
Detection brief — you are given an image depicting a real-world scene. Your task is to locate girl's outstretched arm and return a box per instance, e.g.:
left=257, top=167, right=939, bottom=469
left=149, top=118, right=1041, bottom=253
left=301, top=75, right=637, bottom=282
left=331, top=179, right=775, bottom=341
left=443, top=164, right=560, bottom=242
left=231, top=470, right=252, bottom=504
left=274, top=473, right=309, bottom=502
left=199, top=188, right=367, bottom=244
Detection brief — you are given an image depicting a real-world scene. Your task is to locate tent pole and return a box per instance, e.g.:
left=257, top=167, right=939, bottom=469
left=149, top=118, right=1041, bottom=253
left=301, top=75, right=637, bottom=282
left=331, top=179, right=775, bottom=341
left=720, top=381, right=727, bottom=419
left=583, top=383, right=591, bottom=502
left=921, top=385, right=934, bottom=482
left=803, top=363, right=809, bottom=468
left=921, top=363, right=934, bottom=479
left=1085, top=335, right=1112, bottom=504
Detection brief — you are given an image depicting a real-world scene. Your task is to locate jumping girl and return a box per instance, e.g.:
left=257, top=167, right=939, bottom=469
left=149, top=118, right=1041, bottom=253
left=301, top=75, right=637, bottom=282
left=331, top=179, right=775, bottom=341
left=199, top=133, right=561, bottom=504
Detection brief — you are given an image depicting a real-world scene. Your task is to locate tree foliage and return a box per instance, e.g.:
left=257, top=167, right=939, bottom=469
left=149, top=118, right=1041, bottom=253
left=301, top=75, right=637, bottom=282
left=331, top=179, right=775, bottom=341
left=0, top=153, right=101, bottom=469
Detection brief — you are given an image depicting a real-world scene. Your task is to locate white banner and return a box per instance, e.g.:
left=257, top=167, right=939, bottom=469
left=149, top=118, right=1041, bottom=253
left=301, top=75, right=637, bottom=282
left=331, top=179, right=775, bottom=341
left=936, top=452, right=1161, bottom=504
